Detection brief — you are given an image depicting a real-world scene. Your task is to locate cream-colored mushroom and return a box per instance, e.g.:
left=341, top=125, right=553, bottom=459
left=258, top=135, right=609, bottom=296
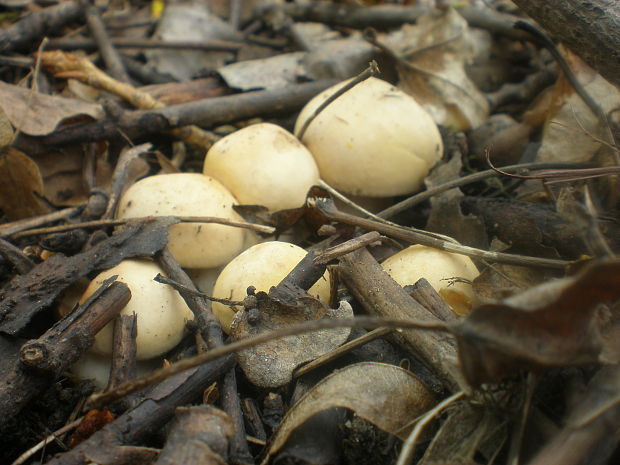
left=295, top=77, right=443, bottom=197
left=79, top=259, right=194, bottom=360
left=116, top=173, right=245, bottom=269
left=381, top=245, right=479, bottom=316
left=211, top=241, right=331, bottom=332
left=203, top=123, right=320, bottom=211
left=70, top=353, right=161, bottom=390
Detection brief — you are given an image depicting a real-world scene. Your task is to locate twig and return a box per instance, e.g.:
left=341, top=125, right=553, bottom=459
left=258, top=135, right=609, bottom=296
left=315, top=199, right=570, bottom=269
left=296, top=61, right=379, bottom=140
left=86, top=315, right=450, bottom=409
left=9, top=215, right=275, bottom=239
left=377, top=161, right=591, bottom=219
left=293, top=327, right=392, bottom=378
left=38, top=51, right=217, bottom=149
left=485, top=150, right=620, bottom=182
left=81, top=0, right=130, bottom=82
left=47, top=37, right=243, bottom=52
left=153, top=274, right=245, bottom=307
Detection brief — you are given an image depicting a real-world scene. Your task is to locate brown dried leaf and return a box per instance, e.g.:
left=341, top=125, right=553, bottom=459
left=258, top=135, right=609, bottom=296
left=385, top=9, right=489, bottom=130
left=230, top=294, right=352, bottom=388
left=536, top=48, right=620, bottom=164
left=0, top=81, right=103, bottom=136
left=0, top=147, right=49, bottom=219
left=261, top=362, right=436, bottom=465
left=455, top=258, right=620, bottom=386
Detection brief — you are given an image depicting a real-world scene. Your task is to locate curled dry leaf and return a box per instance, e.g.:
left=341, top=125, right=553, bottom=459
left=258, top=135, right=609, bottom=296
left=455, top=258, right=620, bottom=386
left=261, top=362, right=436, bottom=465
left=385, top=8, right=489, bottom=130
left=0, top=81, right=103, bottom=136
left=230, top=293, right=352, bottom=388
left=0, top=147, right=49, bottom=220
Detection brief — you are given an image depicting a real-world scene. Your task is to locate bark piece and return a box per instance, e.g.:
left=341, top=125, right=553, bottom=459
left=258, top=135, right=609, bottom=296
left=0, top=217, right=175, bottom=335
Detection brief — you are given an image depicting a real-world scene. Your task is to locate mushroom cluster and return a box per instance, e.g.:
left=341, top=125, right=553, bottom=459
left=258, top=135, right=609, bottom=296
left=71, top=75, right=458, bottom=388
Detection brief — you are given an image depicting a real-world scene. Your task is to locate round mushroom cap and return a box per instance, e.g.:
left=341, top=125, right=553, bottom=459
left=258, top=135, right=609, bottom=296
left=211, top=241, right=331, bottom=332
left=116, top=173, right=245, bottom=268
left=80, top=259, right=194, bottom=360
left=204, top=123, right=320, bottom=212
left=381, top=245, right=479, bottom=316
left=295, top=77, right=443, bottom=197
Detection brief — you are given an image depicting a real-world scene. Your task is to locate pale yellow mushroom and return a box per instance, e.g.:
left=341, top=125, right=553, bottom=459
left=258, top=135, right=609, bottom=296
left=116, top=173, right=245, bottom=269
left=381, top=245, right=479, bottom=316
left=211, top=241, right=331, bottom=332
left=79, top=259, right=194, bottom=360
left=295, top=77, right=443, bottom=197
left=204, top=123, right=320, bottom=212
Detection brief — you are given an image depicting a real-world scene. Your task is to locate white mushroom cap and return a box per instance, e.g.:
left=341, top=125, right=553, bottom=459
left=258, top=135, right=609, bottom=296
left=295, top=77, right=443, bottom=197
left=203, top=123, right=320, bottom=212
left=116, top=173, right=245, bottom=268
left=211, top=241, right=331, bottom=332
left=381, top=245, right=479, bottom=316
left=80, top=259, right=194, bottom=360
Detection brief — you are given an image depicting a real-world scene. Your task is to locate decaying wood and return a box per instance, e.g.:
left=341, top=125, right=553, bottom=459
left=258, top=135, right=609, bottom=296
left=512, top=0, right=620, bottom=89
left=154, top=406, right=234, bottom=465
left=107, top=314, right=139, bottom=411
left=0, top=280, right=130, bottom=430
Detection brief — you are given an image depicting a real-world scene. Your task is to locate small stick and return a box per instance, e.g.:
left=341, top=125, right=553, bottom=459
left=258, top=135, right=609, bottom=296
left=296, top=61, right=380, bottom=140
left=81, top=0, right=130, bottom=82
left=10, top=215, right=275, bottom=239
left=377, top=161, right=590, bottom=219
left=293, top=327, right=392, bottom=378
left=313, top=231, right=384, bottom=264
left=38, top=51, right=217, bottom=149
left=315, top=198, right=570, bottom=269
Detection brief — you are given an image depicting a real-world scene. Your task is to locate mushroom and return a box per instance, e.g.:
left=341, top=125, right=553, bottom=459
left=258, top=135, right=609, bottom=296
left=295, top=77, right=443, bottom=197
left=203, top=123, right=320, bottom=211
left=79, top=259, right=194, bottom=360
left=116, top=173, right=245, bottom=269
left=211, top=241, right=331, bottom=332
left=70, top=353, right=161, bottom=390
left=381, top=245, right=479, bottom=316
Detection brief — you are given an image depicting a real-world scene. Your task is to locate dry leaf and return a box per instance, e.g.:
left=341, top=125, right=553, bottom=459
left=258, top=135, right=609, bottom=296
left=0, top=147, right=49, bottom=219
left=230, top=294, right=352, bottom=388
left=261, top=362, right=435, bottom=465
left=218, top=53, right=306, bottom=91
left=536, top=48, right=620, bottom=164
left=455, top=258, right=620, bottom=386
left=385, top=8, right=489, bottom=130
left=0, top=81, right=103, bottom=136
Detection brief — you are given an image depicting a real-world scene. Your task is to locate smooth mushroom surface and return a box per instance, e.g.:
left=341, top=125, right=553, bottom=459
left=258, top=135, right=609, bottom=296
left=381, top=244, right=479, bottom=316
left=211, top=241, right=331, bottom=332
left=80, top=259, right=194, bottom=360
left=204, top=123, right=320, bottom=212
left=116, top=173, right=245, bottom=268
left=295, top=77, right=443, bottom=197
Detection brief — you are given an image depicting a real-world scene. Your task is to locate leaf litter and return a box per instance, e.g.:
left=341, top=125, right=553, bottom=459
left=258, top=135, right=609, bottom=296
left=0, top=1, right=620, bottom=464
